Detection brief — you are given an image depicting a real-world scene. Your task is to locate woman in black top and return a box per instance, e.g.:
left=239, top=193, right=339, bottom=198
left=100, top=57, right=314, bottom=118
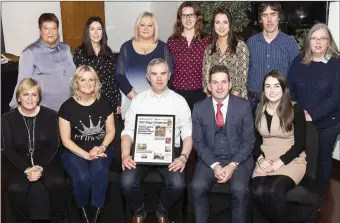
left=73, top=16, right=121, bottom=116
left=59, top=65, right=115, bottom=223
left=2, top=78, right=67, bottom=223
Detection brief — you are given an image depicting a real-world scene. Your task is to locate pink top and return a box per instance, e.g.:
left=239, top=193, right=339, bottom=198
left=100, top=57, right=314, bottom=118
left=167, top=35, right=210, bottom=90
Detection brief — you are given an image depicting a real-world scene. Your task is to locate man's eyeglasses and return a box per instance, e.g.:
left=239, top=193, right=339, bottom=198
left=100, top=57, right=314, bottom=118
left=181, top=13, right=196, bottom=19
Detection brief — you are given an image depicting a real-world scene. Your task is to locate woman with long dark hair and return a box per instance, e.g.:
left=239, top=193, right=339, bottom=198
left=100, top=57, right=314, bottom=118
left=203, top=9, right=249, bottom=98
left=167, top=1, right=210, bottom=111
left=253, top=70, right=307, bottom=223
left=73, top=16, right=121, bottom=117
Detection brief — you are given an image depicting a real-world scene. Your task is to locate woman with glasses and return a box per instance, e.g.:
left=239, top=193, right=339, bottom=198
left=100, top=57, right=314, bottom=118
left=287, top=23, right=340, bottom=199
left=9, top=13, right=75, bottom=112
left=167, top=1, right=210, bottom=111
left=115, top=12, right=174, bottom=119
left=203, top=9, right=249, bottom=98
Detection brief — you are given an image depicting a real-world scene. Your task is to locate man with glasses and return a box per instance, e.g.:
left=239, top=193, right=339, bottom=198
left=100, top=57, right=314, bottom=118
left=247, top=1, right=299, bottom=108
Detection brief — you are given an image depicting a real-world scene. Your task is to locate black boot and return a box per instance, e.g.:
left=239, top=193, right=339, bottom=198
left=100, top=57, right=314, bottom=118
left=80, top=207, right=90, bottom=223
left=89, top=205, right=102, bottom=223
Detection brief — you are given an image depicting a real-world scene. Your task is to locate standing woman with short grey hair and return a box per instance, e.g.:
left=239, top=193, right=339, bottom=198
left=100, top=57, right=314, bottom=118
left=9, top=13, right=76, bottom=112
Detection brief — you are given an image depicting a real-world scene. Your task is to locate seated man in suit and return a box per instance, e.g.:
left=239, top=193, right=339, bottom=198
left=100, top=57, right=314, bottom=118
left=190, top=65, right=255, bottom=223
left=120, top=58, right=193, bottom=223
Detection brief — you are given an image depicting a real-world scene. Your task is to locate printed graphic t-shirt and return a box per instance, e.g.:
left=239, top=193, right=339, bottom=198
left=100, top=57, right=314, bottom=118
left=58, top=97, right=112, bottom=151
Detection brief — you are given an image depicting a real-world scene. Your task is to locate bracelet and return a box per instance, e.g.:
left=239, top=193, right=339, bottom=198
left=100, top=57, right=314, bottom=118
left=24, top=168, right=30, bottom=175
left=258, top=157, right=264, bottom=163
left=100, top=144, right=107, bottom=151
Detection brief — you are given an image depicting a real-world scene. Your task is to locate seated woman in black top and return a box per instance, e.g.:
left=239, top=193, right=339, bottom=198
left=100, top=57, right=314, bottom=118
left=2, top=78, right=67, bottom=223
left=252, top=71, right=307, bottom=223
left=59, top=65, right=115, bottom=223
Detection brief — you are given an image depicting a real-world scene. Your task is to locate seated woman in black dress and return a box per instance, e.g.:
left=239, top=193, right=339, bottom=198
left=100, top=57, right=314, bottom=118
left=2, top=78, right=67, bottom=223
left=252, top=71, right=307, bottom=223
left=59, top=65, right=115, bottom=223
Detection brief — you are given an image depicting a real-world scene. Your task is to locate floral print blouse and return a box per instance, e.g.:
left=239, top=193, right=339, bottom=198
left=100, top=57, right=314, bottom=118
left=203, top=40, right=249, bottom=98
left=73, top=47, right=122, bottom=114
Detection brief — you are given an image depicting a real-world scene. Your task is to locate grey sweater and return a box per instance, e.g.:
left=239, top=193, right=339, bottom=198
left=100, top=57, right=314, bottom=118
left=9, top=39, right=76, bottom=111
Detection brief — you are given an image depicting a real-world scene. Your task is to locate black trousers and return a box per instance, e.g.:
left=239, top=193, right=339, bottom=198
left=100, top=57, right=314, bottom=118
left=190, top=157, right=254, bottom=223
left=3, top=156, right=67, bottom=222
left=252, top=175, right=295, bottom=223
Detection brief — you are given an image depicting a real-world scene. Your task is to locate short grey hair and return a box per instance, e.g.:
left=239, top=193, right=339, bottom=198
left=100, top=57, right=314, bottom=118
left=146, top=58, right=169, bottom=74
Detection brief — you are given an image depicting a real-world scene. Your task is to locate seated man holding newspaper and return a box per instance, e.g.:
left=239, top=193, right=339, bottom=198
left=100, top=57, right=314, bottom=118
left=120, top=58, right=193, bottom=223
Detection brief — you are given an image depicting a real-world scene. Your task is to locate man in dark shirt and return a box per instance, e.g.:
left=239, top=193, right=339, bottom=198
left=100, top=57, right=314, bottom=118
left=247, top=2, right=299, bottom=107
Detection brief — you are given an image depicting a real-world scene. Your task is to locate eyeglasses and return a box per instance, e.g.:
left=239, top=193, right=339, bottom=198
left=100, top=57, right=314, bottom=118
left=181, top=13, right=196, bottom=19
left=310, top=37, right=329, bottom=43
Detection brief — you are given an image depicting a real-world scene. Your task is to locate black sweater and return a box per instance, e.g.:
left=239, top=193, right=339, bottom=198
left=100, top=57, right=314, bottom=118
left=1, top=106, right=60, bottom=171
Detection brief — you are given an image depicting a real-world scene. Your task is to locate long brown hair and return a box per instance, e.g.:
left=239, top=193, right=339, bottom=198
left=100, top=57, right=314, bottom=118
left=255, top=70, right=294, bottom=132
left=209, top=9, right=238, bottom=55
left=171, top=1, right=205, bottom=41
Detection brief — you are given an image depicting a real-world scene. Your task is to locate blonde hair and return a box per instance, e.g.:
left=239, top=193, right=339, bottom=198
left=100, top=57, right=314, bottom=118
left=134, top=12, right=158, bottom=43
left=16, top=78, right=42, bottom=104
left=301, top=23, right=340, bottom=65
left=70, top=65, right=101, bottom=101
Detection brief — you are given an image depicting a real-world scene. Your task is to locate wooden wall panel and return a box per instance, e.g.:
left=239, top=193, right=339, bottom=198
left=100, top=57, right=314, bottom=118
left=60, top=1, right=105, bottom=52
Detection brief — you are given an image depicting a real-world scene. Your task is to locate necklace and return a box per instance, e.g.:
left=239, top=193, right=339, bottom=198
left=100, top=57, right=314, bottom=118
left=23, top=116, right=36, bottom=166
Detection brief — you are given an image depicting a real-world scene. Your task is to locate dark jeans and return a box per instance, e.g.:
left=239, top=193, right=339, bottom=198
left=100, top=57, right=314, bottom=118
left=61, top=149, right=113, bottom=208
left=190, top=157, right=254, bottom=223
left=172, top=88, right=206, bottom=111
left=253, top=175, right=295, bottom=223
left=247, top=91, right=261, bottom=108
left=120, top=165, right=186, bottom=217
left=316, top=121, right=340, bottom=197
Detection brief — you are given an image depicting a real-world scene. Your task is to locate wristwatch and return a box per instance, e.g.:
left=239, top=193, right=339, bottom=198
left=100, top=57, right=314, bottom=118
left=180, top=153, right=188, bottom=160
left=229, top=161, right=239, bottom=168
left=24, top=168, right=30, bottom=175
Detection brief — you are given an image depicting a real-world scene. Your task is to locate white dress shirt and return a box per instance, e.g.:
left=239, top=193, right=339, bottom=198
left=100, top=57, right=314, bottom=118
left=210, top=95, right=230, bottom=170
left=121, top=88, right=192, bottom=147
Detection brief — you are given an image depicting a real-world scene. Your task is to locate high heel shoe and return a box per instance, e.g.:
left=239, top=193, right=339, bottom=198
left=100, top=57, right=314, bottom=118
left=80, top=207, right=90, bottom=223
left=89, top=205, right=102, bottom=223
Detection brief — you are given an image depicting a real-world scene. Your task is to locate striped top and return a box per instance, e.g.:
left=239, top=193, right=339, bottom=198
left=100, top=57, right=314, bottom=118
left=247, top=31, right=299, bottom=93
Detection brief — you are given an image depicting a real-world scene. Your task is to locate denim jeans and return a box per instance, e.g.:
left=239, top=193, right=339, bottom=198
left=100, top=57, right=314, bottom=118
left=61, top=149, right=113, bottom=208
left=120, top=165, right=186, bottom=217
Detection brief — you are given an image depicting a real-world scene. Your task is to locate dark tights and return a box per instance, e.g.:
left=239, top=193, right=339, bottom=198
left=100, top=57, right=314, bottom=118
left=253, top=175, right=295, bottom=223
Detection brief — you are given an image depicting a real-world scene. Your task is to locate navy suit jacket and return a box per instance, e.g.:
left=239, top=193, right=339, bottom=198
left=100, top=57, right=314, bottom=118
left=192, top=95, right=255, bottom=167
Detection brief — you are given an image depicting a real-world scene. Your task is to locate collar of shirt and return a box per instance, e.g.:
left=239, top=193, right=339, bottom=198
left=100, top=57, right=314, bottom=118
left=212, top=95, right=229, bottom=122
left=259, top=31, right=282, bottom=44
left=148, top=88, right=170, bottom=99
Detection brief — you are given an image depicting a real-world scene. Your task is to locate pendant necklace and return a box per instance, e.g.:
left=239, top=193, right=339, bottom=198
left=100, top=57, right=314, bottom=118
left=23, top=116, right=36, bottom=166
